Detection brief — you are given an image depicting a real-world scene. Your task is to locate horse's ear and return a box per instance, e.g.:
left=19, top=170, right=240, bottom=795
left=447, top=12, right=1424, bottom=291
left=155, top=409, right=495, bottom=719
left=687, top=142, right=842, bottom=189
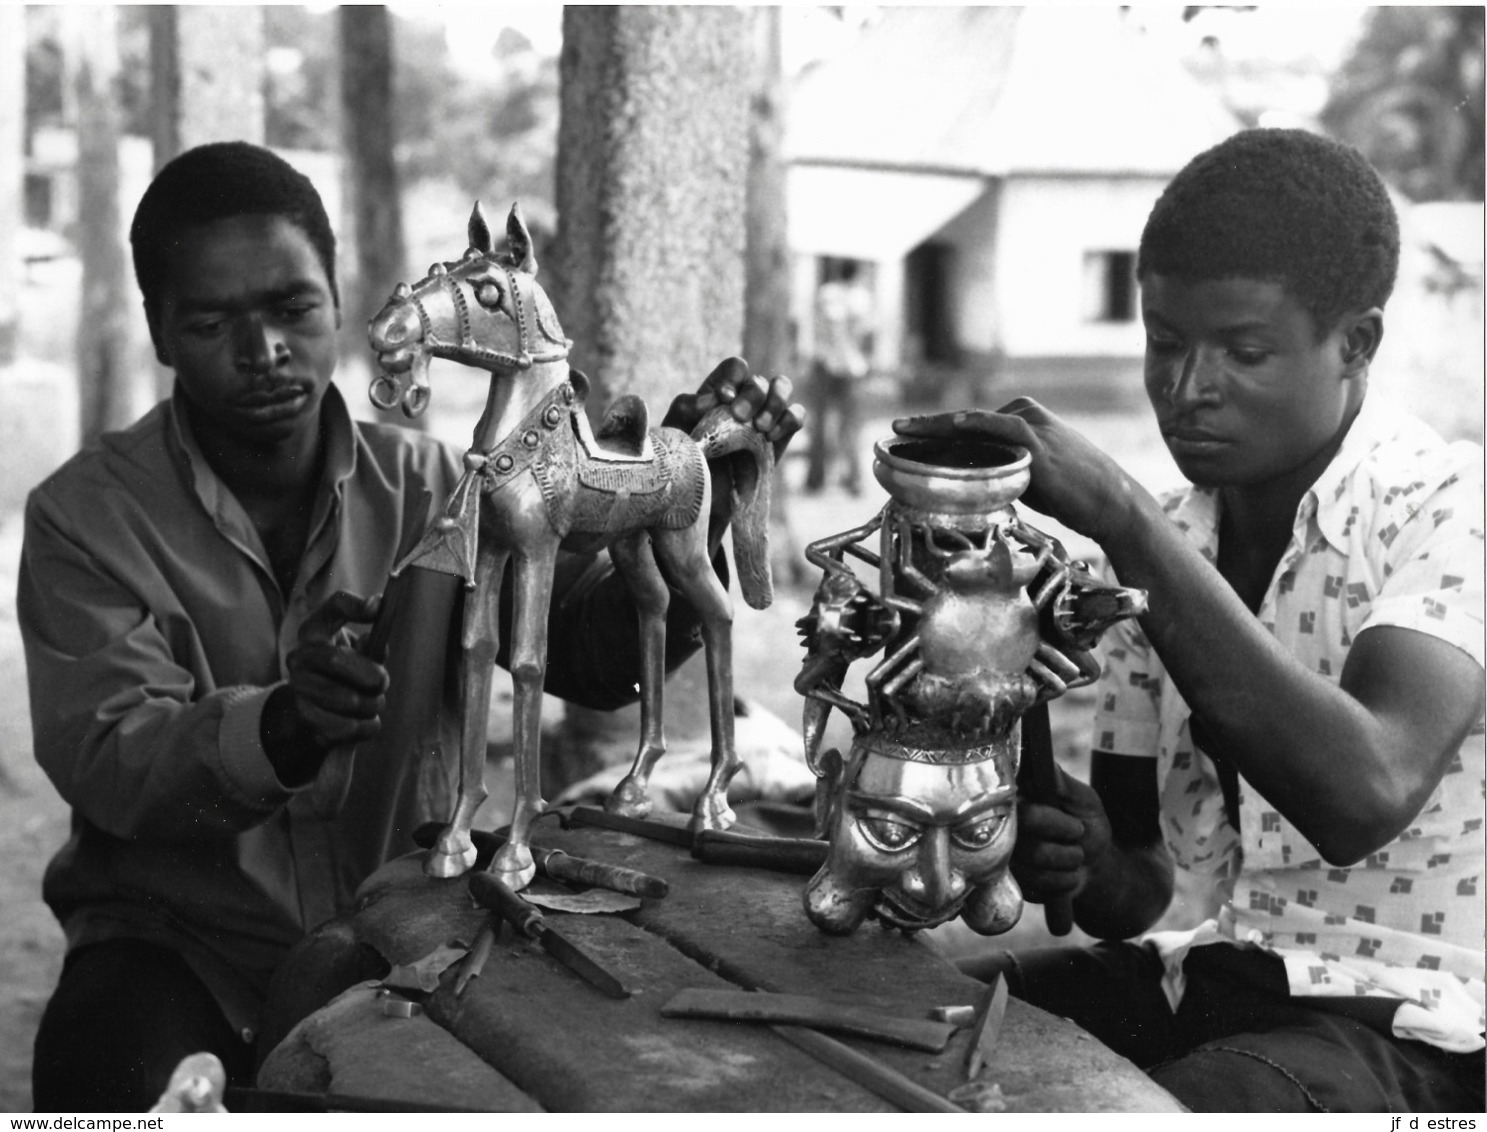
left=468, top=201, right=493, bottom=254
left=506, top=203, right=538, bottom=275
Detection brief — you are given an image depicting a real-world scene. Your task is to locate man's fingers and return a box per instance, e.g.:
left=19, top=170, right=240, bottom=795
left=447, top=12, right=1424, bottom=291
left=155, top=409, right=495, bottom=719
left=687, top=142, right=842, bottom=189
left=288, top=642, right=389, bottom=696
left=891, top=411, right=961, bottom=438
left=768, top=401, right=807, bottom=447
left=299, top=591, right=381, bottom=645
left=748, top=375, right=798, bottom=435
left=287, top=669, right=387, bottom=719
left=295, top=700, right=382, bottom=747
left=702, top=355, right=750, bottom=404
left=892, top=408, right=1040, bottom=450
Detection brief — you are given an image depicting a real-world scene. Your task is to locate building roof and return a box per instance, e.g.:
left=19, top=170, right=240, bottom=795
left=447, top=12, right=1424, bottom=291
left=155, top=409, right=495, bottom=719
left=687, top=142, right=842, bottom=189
left=787, top=7, right=1241, bottom=178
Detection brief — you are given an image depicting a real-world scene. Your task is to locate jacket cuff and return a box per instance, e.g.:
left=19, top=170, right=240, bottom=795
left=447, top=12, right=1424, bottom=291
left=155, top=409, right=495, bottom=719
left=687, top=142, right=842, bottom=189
left=216, top=684, right=296, bottom=805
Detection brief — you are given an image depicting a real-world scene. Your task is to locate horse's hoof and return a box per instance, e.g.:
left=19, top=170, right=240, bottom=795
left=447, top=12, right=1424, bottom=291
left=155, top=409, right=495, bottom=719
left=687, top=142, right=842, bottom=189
left=491, top=844, right=537, bottom=891
left=689, top=796, right=736, bottom=833
left=604, top=777, right=654, bottom=820
left=422, top=833, right=472, bottom=874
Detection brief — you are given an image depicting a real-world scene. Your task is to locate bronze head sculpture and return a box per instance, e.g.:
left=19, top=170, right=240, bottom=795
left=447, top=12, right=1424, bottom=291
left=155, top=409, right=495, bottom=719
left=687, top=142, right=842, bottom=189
left=796, top=435, right=1146, bottom=935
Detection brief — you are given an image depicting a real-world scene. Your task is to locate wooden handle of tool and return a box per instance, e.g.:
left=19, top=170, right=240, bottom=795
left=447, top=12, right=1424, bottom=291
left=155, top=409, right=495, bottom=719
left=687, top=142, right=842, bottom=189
left=692, top=829, right=829, bottom=874
left=540, top=849, right=670, bottom=899
left=308, top=584, right=403, bottom=819
left=468, top=871, right=542, bottom=938
left=412, top=823, right=670, bottom=898
left=310, top=490, right=434, bottom=820
left=1018, top=703, right=1074, bottom=936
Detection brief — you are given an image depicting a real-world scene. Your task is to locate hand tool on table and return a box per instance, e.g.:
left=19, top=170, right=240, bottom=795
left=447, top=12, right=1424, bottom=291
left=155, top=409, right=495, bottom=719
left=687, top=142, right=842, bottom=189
left=692, top=828, right=829, bottom=874
left=312, top=490, right=447, bottom=818
left=466, top=870, right=632, bottom=999
left=963, top=972, right=1008, bottom=1080
left=771, top=1026, right=965, bottom=1113
left=564, top=804, right=694, bottom=846
left=308, top=573, right=403, bottom=818
left=565, top=805, right=830, bottom=875
left=412, top=820, right=669, bottom=898
left=1016, top=701, right=1074, bottom=935
left=377, top=987, right=426, bottom=1018
left=454, top=920, right=497, bottom=997
left=661, top=988, right=953, bottom=1052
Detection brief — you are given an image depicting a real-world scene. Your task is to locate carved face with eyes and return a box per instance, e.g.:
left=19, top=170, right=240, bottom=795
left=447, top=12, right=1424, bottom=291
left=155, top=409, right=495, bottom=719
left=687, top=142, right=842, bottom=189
left=804, top=736, right=1024, bottom=936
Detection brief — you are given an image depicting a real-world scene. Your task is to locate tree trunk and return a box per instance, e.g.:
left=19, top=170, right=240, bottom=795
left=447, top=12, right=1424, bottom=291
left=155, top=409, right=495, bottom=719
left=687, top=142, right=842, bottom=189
left=743, top=7, right=791, bottom=379
left=148, top=6, right=266, bottom=167
left=146, top=6, right=266, bottom=400
left=339, top=5, right=417, bottom=426
left=550, top=5, right=754, bottom=788
left=743, top=7, right=808, bottom=586
left=66, top=6, right=133, bottom=445
left=0, top=4, right=23, bottom=366
left=550, top=5, right=752, bottom=407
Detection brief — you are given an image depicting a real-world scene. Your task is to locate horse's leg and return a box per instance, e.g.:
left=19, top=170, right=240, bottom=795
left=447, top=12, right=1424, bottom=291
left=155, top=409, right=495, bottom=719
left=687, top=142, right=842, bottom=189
left=489, top=533, right=560, bottom=890
left=652, top=516, right=740, bottom=833
left=426, top=538, right=508, bottom=878
left=604, top=530, right=672, bottom=819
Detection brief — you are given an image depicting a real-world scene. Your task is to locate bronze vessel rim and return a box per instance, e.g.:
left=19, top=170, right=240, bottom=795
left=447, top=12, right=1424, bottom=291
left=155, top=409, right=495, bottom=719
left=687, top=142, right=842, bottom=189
left=872, top=436, right=1032, bottom=482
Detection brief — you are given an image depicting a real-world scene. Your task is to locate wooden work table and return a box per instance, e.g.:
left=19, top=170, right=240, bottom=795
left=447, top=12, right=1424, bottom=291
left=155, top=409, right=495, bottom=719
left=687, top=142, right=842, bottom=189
left=256, top=810, right=1182, bottom=1113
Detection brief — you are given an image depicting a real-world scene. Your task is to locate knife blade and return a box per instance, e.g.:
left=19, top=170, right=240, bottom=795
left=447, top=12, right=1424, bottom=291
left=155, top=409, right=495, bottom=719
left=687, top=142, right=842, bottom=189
left=467, top=871, right=631, bottom=999
left=963, top=972, right=1008, bottom=1080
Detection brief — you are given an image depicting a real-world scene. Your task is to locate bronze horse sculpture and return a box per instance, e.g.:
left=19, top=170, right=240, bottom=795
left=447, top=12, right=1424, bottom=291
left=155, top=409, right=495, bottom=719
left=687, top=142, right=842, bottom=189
left=367, top=202, right=774, bottom=888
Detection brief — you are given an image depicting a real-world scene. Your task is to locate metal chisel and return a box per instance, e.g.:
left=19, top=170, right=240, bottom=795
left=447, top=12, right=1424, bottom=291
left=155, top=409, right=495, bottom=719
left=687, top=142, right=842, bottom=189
left=467, top=871, right=632, bottom=999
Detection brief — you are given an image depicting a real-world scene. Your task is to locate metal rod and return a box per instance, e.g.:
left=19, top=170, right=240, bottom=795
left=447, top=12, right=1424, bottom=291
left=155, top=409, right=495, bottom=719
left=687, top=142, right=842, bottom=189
left=770, top=1025, right=965, bottom=1113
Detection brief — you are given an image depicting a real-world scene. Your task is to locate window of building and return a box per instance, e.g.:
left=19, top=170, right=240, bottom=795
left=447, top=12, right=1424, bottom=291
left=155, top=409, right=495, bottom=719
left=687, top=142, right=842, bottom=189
left=1081, top=250, right=1137, bottom=322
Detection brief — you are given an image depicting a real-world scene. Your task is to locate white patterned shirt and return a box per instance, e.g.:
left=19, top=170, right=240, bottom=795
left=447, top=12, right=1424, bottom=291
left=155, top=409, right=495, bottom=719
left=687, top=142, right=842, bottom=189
left=1092, top=400, right=1485, bottom=1053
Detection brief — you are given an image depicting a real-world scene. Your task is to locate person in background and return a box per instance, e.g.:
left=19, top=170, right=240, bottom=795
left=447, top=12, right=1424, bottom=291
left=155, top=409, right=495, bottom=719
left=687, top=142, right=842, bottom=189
left=804, top=260, right=873, bottom=495
left=20, top=141, right=802, bottom=1111
left=901, top=128, right=1483, bottom=1111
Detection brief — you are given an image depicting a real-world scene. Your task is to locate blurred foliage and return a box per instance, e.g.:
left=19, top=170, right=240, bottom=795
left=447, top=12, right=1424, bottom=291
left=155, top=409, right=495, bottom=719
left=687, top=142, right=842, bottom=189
left=24, top=5, right=556, bottom=213
left=264, top=7, right=337, bottom=150
left=24, top=7, right=151, bottom=140
left=259, top=7, right=556, bottom=211
left=393, top=22, right=559, bottom=210
left=1322, top=7, right=1485, bottom=201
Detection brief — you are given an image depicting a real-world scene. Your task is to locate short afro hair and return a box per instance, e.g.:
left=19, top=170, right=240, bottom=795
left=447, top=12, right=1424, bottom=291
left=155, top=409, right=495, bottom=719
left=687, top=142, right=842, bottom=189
left=1138, top=128, right=1398, bottom=337
left=130, top=141, right=338, bottom=318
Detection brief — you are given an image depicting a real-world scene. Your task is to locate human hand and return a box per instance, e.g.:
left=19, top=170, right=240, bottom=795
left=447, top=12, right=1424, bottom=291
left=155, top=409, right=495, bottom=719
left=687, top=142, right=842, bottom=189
left=892, top=398, right=1134, bottom=544
left=664, top=355, right=806, bottom=460
left=1009, top=765, right=1116, bottom=911
left=262, top=591, right=388, bottom=785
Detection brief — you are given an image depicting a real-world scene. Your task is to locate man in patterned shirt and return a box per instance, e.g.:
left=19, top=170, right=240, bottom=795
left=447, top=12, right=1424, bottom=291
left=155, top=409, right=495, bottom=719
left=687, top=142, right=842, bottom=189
left=899, top=129, right=1483, bottom=1110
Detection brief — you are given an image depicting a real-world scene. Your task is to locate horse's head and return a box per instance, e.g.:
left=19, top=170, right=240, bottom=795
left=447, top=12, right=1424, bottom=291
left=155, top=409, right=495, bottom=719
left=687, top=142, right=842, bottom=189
left=368, top=202, right=571, bottom=417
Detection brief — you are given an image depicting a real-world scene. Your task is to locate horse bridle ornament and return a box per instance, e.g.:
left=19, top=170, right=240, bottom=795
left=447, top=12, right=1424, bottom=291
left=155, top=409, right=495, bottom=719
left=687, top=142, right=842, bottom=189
left=369, top=205, right=570, bottom=418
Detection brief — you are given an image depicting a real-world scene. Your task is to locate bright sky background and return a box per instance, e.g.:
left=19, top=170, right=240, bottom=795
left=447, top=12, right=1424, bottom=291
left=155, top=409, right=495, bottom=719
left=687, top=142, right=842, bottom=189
left=397, top=4, right=1373, bottom=83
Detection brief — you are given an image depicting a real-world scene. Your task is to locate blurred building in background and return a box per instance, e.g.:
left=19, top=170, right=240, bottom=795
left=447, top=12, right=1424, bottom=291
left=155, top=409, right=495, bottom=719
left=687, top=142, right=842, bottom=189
left=786, top=7, right=1242, bottom=410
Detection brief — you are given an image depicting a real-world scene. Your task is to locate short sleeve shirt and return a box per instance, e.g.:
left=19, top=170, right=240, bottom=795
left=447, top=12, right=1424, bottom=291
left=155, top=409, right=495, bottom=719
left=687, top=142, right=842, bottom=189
left=1092, top=401, right=1485, bottom=1053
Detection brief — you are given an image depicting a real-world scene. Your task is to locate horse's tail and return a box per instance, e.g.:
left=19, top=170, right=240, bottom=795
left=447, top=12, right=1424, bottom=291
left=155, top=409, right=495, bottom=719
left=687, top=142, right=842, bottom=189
left=691, top=406, right=774, bottom=610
